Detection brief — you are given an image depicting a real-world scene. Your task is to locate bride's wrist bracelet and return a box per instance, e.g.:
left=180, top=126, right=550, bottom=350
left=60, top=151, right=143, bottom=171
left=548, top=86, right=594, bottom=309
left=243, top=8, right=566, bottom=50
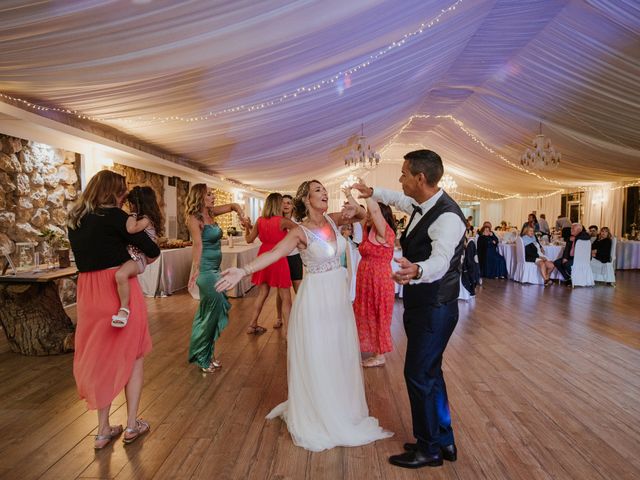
left=242, top=264, right=255, bottom=276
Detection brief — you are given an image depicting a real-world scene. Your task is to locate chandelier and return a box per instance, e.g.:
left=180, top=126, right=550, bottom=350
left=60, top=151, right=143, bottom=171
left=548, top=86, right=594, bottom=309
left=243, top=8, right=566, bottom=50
left=345, top=124, right=381, bottom=171
left=438, top=174, right=457, bottom=191
left=520, top=123, right=561, bottom=170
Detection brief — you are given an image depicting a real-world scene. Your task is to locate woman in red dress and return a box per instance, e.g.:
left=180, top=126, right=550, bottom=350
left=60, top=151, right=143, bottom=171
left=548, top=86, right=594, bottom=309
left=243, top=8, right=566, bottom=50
left=244, top=193, right=297, bottom=333
left=346, top=186, right=397, bottom=367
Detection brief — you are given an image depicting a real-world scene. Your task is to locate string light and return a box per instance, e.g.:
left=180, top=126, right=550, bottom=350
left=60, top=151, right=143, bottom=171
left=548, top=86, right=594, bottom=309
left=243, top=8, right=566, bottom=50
left=0, top=1, right=463, bottom=125
left=381, top=114, right=640, bottom=192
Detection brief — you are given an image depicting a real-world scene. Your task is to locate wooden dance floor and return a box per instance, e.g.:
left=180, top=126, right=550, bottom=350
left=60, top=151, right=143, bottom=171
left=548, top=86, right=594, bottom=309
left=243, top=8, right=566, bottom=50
left=1, top=272, right=639, bottom=479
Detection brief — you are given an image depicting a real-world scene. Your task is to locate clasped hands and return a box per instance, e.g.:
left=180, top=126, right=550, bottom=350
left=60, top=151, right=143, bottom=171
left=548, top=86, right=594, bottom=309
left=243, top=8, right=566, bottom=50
left=391, top=257, right=419, bottom=285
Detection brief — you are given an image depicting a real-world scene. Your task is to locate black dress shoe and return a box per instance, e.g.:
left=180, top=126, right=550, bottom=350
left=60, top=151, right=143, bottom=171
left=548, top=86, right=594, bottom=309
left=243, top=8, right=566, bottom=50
left=389, top=450, right=443, bottom=469
left=403, top=443, right=457, bottom=461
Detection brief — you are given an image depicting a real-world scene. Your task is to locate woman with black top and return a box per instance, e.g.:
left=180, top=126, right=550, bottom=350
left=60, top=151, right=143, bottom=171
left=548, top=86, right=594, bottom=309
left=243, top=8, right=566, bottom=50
left=591, top=227, right=613, bottom=263
left=67, top=170, right=160, bottom=449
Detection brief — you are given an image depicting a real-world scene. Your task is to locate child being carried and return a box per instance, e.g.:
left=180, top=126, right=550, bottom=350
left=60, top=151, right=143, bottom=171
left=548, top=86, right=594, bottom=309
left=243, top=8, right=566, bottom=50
left=112, top=186, right=162, bottom=328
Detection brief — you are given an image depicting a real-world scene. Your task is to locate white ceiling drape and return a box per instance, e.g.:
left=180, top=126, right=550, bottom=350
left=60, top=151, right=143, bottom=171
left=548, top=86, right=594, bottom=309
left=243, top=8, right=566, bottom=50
left=0, top=0, right=639, bottom=192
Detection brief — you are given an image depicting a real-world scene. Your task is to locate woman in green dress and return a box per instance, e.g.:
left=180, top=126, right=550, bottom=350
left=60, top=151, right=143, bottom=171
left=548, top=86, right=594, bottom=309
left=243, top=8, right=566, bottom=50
left=186, top=184, right=248, bottom=373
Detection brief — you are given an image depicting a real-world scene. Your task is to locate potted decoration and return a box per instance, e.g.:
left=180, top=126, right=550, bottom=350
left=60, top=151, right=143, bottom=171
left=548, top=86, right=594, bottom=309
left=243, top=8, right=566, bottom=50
left=39, top=228, right=71, bottom=268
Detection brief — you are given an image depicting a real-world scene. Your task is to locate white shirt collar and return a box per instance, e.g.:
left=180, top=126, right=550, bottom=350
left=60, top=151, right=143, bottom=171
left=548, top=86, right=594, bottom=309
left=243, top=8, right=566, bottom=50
left=417, top=188, right=444, bottom=214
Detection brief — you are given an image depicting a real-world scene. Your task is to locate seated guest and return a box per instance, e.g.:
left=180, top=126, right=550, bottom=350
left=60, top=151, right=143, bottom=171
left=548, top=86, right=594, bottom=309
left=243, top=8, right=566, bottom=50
left=588, top=225, right=599, bottom=243
left=465, top=215, right=474, bottom=235
left=591, top=227, right=612, bottom=264
left=538, top=214, right=550, bottom=235
left=477, top=225, right=508, bottom=279
left=522, top=226, right=556, bottom=286
left=521, top=213, right=540, bottom=234
left=553, top=223, right=590, bottom=284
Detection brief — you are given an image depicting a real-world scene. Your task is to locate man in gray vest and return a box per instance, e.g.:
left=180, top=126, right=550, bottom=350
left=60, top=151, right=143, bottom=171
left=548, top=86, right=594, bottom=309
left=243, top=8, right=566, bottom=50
left=354, top=149, right=466, bottom=469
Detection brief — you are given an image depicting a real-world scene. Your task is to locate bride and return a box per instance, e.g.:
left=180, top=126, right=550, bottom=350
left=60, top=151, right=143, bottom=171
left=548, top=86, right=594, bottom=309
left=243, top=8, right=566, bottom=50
left=216, top=180, right=392, bottom=452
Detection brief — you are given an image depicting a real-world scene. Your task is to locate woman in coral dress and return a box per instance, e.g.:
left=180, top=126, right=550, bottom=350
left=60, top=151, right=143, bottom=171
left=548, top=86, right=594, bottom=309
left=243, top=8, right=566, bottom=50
left=348, top=187, right=397, bottom=368
left=244, top=193, right=298, bottom=333
left=67, top=170, right=160, bottom=449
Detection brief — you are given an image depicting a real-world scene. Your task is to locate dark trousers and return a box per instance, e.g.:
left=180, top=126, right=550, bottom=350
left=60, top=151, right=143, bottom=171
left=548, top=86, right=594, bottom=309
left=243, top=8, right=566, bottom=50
left=403, top=299, right=458, bottom=455
left=554, top=258, right=574, bottom=280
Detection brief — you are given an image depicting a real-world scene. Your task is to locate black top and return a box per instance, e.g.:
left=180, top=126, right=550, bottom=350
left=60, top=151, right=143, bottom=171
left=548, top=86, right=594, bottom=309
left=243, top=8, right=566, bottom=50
left=592, top=238, right=612, bottom=263
left=68, top=207, right=160, bottom=273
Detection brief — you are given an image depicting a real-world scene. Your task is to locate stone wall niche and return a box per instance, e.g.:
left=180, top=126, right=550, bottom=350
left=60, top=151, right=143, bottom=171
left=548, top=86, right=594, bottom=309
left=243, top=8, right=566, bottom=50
left=0, top=133, right=80, bottom=256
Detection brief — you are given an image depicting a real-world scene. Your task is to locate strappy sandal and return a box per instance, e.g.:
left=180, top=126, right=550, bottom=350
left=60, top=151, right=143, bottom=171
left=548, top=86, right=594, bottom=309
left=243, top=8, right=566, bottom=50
left=111, top=307, right=130, bottom=328
left=246, top=325, right=267, bottom=335
left=123, top=419, right=150, bottom=445
left=200, top=358, right=221, bottom=373
left=94, top=425, right=123, bottom=450
left=362, top=356, right=386, bottom=368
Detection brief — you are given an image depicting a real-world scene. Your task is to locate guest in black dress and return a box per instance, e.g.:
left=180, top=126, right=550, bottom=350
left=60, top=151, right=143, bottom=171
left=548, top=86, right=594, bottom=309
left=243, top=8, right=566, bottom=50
left=477, top=225, right=508, bottom=278
left=591, top=227, right=612, bottom=263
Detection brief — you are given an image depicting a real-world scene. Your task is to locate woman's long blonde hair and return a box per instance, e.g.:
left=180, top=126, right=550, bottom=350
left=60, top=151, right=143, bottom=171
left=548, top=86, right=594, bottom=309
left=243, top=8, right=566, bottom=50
left=184, top=183, right=213, bottom=224
left=67, top=170, right=127, bottom=229
left=261, top=193, right=283, bottom=219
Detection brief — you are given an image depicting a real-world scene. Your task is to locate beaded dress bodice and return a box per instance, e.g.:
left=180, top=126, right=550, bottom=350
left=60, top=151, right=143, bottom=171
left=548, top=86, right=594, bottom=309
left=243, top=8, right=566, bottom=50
left=299, top=214, right=346, bottom=274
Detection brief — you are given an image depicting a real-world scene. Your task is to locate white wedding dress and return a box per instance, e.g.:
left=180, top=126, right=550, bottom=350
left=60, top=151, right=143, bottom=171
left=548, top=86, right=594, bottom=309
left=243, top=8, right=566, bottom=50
left=266, top=214, right=393, bottom=451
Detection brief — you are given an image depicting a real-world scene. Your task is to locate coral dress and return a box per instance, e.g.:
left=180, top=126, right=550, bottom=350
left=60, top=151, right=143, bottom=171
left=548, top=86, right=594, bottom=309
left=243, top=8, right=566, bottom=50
left=251, top=216, right=292, bottom=288
left=353, top=224, right=396, bottom=354
left=74, top=269, right=152, bottom=410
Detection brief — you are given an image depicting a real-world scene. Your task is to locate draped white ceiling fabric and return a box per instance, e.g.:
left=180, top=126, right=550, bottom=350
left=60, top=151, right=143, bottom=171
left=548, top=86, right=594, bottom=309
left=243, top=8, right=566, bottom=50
left=0, top=0, right=639, bottom=193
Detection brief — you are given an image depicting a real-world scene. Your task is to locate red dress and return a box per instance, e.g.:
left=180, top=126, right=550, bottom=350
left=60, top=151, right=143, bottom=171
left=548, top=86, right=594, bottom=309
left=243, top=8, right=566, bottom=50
left=354, top=224, right=396, bottom=354
left=251, top=216, right=292, bottom=288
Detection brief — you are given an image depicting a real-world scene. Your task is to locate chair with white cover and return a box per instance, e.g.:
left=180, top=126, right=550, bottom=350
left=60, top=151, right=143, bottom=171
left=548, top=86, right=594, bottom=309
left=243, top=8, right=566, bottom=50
left=512, top=237, right=544, bottom=284
left=571, top=239, right=595, bottom=287
left=591, top=237, right=616, bottom=285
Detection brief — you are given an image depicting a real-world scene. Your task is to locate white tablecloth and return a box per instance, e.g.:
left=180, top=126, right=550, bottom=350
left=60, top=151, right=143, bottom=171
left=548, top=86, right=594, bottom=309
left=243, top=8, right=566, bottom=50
left=616, top=240, right=640, bottom=269
left=189, top=241, right=261, bottom=299
left=497, top=243, right=564, bottom=279
left=139, top=247, right=193, bottom=297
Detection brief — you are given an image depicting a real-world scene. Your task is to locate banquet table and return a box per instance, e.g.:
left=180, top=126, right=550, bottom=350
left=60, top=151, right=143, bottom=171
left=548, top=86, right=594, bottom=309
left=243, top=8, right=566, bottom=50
left=139, top=246, right=193, bottom=297
left=497, top=243, right=564, bottom=279
left=189, top=241, right=261, bottom=299
left=616, top=240, right=640, bottom=269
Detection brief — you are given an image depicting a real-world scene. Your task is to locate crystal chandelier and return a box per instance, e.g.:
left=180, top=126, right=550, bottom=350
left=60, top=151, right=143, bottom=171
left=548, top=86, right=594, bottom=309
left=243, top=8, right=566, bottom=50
left=345, top=124, right=381, bottom=171
left=438, top=174, right=457, bottom=191
left=520, top=123, right=561, bottom=170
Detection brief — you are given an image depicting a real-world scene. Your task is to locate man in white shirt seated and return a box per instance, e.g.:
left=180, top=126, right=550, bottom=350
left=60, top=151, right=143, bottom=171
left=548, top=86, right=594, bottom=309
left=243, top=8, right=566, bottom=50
left=588, top=225, right=599, bottom=243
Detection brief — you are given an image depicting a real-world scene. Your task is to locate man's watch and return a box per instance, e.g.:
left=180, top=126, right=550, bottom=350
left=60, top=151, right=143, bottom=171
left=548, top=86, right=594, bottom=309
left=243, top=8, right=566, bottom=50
left=413, top=264, right=423, bottom=280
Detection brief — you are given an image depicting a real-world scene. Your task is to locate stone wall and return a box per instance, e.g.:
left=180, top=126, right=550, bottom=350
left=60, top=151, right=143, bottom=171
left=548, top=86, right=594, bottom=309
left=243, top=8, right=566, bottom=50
left=112, top=163, right=165, bottom=236
left=176, top=178, right=190, bottom=240
left=0, top=133, right=80, bottom=257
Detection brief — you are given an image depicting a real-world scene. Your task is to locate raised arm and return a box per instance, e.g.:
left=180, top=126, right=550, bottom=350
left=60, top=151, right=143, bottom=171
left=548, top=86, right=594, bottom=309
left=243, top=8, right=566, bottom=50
left=244, top=220, right=259, bottom=244
left=126, top=215, right=150, bottom=234
left=216, top=227, right=305, bottom=292
left=352, top=182, right=415, bottom=215
left=187, top=216, right=203, bottom=290
left=328, top=188, right=366, bottom=227
left=212, top=202, right=245, bottom=221
left=364, top=197, right=390, bottom=244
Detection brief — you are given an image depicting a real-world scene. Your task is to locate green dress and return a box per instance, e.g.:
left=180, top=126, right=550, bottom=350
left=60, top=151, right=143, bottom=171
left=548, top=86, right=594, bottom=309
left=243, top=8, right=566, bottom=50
left=188, top=224, right=231, bottom=368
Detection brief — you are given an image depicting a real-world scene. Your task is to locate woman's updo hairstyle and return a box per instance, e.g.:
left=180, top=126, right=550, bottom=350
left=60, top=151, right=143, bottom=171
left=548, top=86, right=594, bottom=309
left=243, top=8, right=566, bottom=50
left=293, top=179, right=321, bottom=221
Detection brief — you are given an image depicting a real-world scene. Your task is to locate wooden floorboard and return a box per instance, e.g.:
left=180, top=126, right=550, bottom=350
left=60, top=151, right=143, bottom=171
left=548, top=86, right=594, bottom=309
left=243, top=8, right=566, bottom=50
left=0, top=271, right=639, bottom=479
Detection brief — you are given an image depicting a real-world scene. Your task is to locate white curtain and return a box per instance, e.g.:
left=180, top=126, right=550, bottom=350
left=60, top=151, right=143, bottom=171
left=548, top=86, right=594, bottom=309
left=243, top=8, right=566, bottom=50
left=479, top=193, right=561, bottom=230
left=582, top=185, right=624, bottom=237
